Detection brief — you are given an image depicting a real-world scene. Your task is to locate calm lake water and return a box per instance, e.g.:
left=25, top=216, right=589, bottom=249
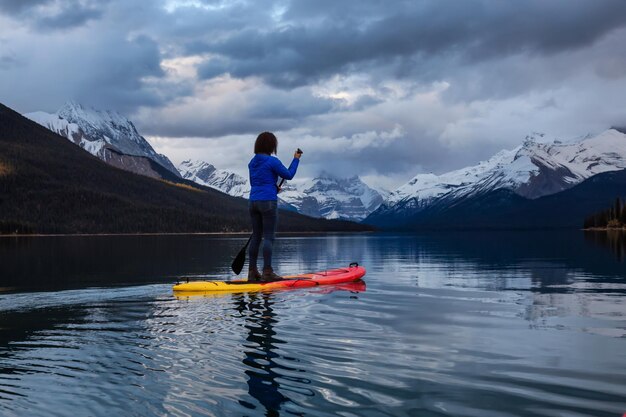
left=0, top=232, right=624, bottom=417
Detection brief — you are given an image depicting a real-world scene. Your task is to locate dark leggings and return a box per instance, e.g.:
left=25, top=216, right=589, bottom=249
left=248, top=200, right=278, bottom=270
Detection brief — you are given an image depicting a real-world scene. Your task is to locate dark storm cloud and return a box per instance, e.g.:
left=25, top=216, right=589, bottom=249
left=195, top=0, right=626, bottom=89
left=37, top=4, right=103, bottom=29
left=0, top=0, right=106, bottom=30
left=4, top=0, right=624, bottom=112
left=0, top=28, right=167, bottom=114
left=159, top=1, right=272, bottom=42
left=72, top=35, right=166, bottom=112
left=246, top=90, right=335, bottom=120
left=0, top=0, right=50, bottom=14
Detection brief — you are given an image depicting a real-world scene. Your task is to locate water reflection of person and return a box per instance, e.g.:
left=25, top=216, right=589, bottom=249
left=230, top=284, right=365, bottom=415
left=232, top=292, right=306, bottom=416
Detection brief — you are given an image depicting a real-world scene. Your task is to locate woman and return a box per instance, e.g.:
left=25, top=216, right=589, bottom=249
left=248, top=132, right=302, bottom=281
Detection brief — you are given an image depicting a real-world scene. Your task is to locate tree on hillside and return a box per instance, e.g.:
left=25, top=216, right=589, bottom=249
left=584, top=197, right=626, bottom=229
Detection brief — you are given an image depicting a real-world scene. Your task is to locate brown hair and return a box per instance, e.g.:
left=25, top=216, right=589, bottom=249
left=254, top=132, right=278, bottom=155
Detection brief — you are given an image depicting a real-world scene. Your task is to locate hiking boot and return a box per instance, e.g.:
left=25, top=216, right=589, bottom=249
left=248, top=267, right=262, bottom=282
left=262, top=267, right=283, bottom=282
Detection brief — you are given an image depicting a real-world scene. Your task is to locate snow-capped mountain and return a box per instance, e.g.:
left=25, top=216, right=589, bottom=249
left=371, top=129, right=626, bottom=219
left=178, top=159, right=250, bottom=197
left=279, top=174, right=384, bottom=221
left=25, top=102, right=180, bottom=179
left=179, top=160, right=384, bottom=221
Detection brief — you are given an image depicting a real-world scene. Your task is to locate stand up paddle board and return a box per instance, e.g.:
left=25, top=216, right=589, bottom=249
left=173, top=263, right=365, bottom=293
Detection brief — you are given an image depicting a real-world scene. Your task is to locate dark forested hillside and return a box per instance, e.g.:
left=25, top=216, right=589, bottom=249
left=0, top=103, right=369, bottom=234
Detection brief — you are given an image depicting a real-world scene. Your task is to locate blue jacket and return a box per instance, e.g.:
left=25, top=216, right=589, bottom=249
left=248, top=154, right=299, bottom=201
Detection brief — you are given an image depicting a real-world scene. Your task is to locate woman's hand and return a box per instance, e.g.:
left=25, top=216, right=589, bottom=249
left=294, top=148, right=303, bottom=159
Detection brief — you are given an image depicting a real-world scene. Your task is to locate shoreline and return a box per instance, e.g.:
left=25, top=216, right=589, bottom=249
left=0, top=230, right=375, bottom=238
left=583, top=227, right=626, bottom=232
left=6, top=229, right=625, bottom=238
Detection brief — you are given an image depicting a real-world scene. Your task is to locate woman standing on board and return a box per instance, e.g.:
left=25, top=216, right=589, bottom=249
left=248, top=132, right=302, bottom=281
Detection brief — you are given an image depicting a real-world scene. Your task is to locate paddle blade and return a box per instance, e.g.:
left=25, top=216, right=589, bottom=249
left=231, top=235, right=252, bottom=275
left=231, top=247, right=246, bottom=275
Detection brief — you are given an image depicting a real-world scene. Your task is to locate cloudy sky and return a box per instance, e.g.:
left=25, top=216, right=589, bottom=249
left=1, top=0, right=626, bottom=189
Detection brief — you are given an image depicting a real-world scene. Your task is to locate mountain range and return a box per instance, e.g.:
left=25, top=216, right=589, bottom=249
left=366, top=129, right=626, bottom=229
left=16, top=101, right=626, bottom=230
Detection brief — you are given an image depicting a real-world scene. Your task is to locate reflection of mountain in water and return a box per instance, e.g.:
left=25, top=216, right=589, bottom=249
left=584, top=230, right=626, bottom=262
left=358, top=231, right=626, bottom=290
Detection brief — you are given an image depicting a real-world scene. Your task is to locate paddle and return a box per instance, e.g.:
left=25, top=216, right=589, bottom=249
left=231, top=178, right=286, bottom=275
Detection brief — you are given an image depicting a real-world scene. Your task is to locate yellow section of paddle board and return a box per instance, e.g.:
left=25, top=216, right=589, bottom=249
left=172, top=275, right=303, bottom=292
